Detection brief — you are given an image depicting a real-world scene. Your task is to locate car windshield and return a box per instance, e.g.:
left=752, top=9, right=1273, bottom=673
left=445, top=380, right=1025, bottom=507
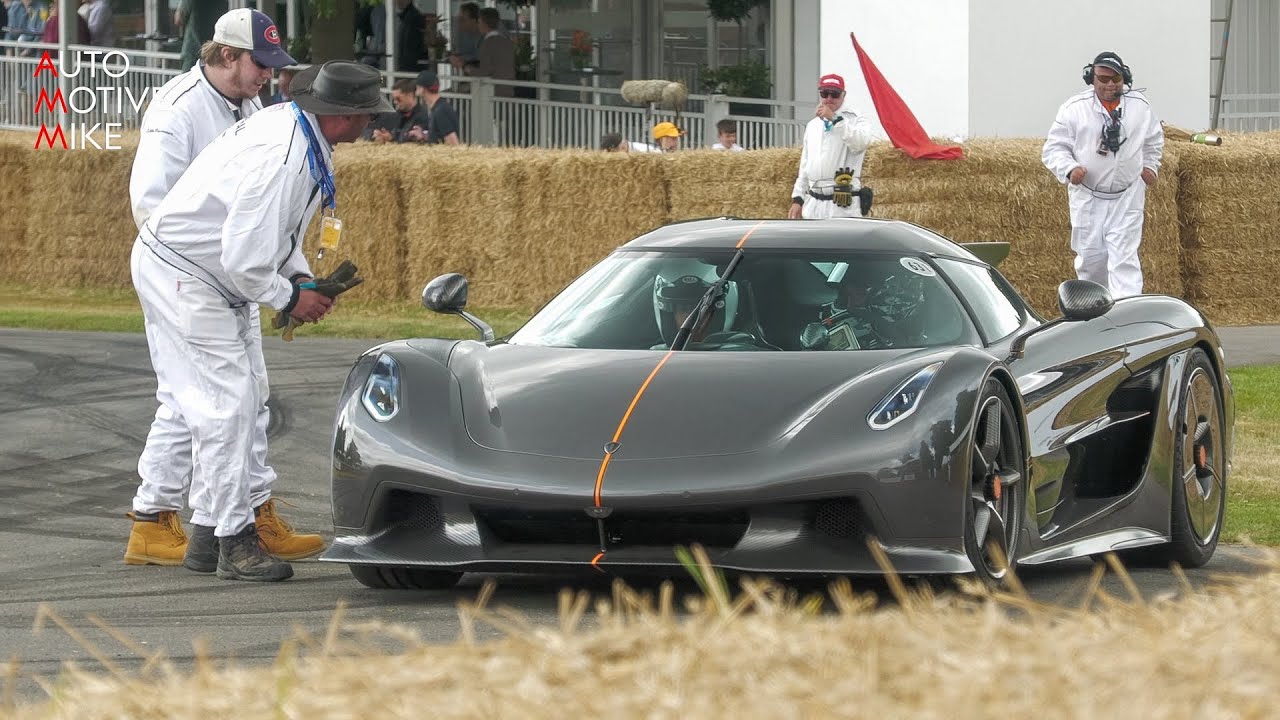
left=507, top=249, right=982, bottom=351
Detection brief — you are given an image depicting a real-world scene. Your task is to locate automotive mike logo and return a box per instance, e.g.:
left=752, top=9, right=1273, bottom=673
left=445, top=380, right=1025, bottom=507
left=30, top=50, right=159, bottom=150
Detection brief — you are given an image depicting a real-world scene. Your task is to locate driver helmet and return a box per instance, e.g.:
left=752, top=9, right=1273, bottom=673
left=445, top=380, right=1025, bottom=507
left=828, top=262, right=883, bottom=312
left=653, top=270, right=738, bottom=344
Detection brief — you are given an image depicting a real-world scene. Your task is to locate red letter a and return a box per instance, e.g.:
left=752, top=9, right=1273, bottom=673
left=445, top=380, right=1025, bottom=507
left=34, top=51, right=58, bottom=78
left=34, top=88, right=68, bottom=113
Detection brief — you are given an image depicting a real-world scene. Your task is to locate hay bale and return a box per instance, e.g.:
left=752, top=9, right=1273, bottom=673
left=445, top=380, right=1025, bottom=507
left=505, top=149, right=669, bottom=308
left=1176, top=136, right=1280, bottom=323
left=664, top=147, right=798, bottom=220
left=867, top=139, right=1182, bottom=317
left=397, top=145, right=529, bottom=308
left=0, top=133, right=32, bottom=270
left=16, top=133, right=139, bottom=289
left=300, top=144, right=410, bottom=305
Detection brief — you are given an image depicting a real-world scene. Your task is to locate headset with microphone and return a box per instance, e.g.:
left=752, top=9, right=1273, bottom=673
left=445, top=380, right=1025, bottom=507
left=1082, top=51, right=1133, bottom=86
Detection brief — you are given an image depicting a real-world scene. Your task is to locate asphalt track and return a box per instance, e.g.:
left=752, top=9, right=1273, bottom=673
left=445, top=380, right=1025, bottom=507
left=2, top=325, right=1278, bottom=705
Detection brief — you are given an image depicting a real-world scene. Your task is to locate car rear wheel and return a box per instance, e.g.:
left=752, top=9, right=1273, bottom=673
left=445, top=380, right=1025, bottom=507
left=348, top=564, right=463, bottom=590
left=963, top=378, right=1025, bottom=583
left=1154, top=348, right=1226, bottom=568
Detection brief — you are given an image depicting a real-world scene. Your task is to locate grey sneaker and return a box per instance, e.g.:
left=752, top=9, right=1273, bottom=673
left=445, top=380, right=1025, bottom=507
left=183, top=524, right=219, bottom=573
left=215, top=524, right=294, bottom=582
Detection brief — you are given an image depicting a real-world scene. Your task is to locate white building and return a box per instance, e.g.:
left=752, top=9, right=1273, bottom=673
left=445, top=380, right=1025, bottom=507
left=806, top=0, right=1210, bottom=140
left=8, top=0, right=1269, bottom=141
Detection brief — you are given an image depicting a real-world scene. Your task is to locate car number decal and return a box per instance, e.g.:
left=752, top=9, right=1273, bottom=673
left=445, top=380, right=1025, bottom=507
left=900, top=257, right=936, bottom=276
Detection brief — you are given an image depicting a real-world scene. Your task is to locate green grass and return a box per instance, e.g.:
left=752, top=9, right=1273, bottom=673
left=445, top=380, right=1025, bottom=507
left=0, top=285, right=533, bottom=340
left=1221, top=365, right=1280, bottom=544
left=3, top=286, right=1279, bottom=544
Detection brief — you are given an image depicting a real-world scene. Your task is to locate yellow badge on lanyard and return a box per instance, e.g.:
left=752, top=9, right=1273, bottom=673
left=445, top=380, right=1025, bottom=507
left=318, top=212, right=343, bottom=261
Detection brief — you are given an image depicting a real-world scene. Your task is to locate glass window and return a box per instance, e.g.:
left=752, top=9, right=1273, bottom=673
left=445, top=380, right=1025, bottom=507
left=507, top=250, right=980, bottom=351
left=935, top=258, right=1024, bottom=342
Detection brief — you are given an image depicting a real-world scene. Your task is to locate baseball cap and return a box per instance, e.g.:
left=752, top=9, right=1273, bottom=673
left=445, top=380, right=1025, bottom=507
left=1091, top=52, right=1126, bottom=77
left=652, top=121, right=683, bottom=140
left=416, top=70, right=440, bottom=91
left=818, top=73, right=845, bottom=92
left=213, top=9, right=296, bottom=69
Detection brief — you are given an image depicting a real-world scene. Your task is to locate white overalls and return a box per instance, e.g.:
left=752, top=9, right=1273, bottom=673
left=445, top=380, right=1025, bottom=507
left=1042, top=89, right=1164, bottom=298
left=131, top=104, right=321, bottom=536
left=128, top=65, right=273, bottom=526
left=790, top=106, right=873, bottom=219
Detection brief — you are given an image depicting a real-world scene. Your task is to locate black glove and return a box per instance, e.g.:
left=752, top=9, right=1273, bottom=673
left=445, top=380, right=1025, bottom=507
left=832, top=167, right=855, bottom=209
left=858, top=186, right=874, bottom=216
left=311, top=259, right=364, bottom=299
left=273, top=260, right=364, bottom=336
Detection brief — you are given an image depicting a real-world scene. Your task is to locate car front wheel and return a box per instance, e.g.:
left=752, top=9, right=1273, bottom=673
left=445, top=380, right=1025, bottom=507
left=1154, top=348, right=1226, bottom=568
left=963, top=378, right=1025, bottom=584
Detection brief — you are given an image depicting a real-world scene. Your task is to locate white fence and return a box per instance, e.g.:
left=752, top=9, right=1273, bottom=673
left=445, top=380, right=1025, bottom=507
left=2, top=41, right=809, bottom=151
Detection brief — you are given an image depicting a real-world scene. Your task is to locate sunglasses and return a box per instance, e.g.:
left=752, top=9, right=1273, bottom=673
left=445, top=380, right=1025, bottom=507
left=1094, top=73, right=1124, bottom=84
left=819, top=89, right=843, bottom=99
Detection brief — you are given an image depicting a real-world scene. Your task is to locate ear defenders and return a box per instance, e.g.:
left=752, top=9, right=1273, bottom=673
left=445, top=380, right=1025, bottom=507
left=1082, top=52, right=1133, bottom=86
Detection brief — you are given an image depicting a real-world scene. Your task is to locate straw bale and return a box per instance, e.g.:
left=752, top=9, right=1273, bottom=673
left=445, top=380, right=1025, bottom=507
left=15, top=557, right=1280, bottom=719
left=504, top=149, right=669, bottom=308
left=298, top=144, right=410, bottom=304
left=16, top=137, right=138, bottom=288
left=1175, top=136, right=1280, bottom=323
left=396, top=145, right=538, bottom=308
left=664, top=147, right=799, bottom=220
left=0, top=133, right=32, bottom=272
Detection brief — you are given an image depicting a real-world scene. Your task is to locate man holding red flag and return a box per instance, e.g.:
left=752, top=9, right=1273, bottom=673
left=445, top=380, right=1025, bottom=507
left=788, top=73, right=874, bottom=220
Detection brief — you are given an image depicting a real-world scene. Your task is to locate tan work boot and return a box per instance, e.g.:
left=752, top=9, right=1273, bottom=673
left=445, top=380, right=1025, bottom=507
left=254, top=499, right=326, bottom=560
left=123, top=510, right=188, bottom=566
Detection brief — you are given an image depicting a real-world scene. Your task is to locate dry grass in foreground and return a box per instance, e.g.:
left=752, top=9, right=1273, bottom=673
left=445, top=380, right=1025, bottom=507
left=6, top=548, right=1280, bottom=719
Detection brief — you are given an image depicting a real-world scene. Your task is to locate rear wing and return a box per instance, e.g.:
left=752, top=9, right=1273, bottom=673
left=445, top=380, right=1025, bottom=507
left=961, top=242, right=1011, bottom=267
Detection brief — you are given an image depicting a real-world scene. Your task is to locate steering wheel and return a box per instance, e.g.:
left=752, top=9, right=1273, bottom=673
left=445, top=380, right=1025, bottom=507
left=697, top=330, right=781, bottom=351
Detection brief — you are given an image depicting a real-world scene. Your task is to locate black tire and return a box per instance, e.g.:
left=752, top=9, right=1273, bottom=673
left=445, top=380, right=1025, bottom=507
left=963, top=377, right=1026, bottom=584
left=348, top=564, right=463, bottom=590
left=1152, top=348, right=1226, bottom=568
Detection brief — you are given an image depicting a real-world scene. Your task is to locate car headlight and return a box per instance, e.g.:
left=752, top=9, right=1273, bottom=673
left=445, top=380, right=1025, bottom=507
left=868, top=361, right=943, bottom=430
left=361, top=353, right=400, bottom=422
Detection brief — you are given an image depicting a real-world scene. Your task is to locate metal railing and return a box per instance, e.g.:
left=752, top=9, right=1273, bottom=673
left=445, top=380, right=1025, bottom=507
left=437, top=76, right=811, bottom=150
left=1217, top=93, right=1280, bottom=132
left=2, top=43, right=809, bottom=149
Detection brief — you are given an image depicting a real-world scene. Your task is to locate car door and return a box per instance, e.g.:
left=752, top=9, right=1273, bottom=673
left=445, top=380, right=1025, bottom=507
left=935, top=258, right=1132, bottom=536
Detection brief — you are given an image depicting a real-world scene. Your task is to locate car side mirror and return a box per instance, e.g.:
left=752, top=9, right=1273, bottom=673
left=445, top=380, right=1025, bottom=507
left=422, top=273, right=495, bottom=342
left=422, top=272, right=468, bottom=312
left=1007, top=279, right=1112, bottom=361
left=1058, top=279, right=1113, bottom=321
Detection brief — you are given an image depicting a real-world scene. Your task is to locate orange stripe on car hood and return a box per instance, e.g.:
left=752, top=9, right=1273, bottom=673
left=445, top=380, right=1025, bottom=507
left=590, top=221, right=765, bottom=518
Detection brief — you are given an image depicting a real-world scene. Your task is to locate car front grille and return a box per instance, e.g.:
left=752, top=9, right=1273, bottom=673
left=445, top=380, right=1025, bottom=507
left=475, top=507, right=750, bottom=549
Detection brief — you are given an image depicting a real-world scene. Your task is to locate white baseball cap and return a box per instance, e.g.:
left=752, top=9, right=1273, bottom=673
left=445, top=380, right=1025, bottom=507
left=212, top=9, right=296, bottom=69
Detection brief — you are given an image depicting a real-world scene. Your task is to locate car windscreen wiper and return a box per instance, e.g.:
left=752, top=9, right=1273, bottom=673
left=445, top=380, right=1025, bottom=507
left=670, top=248, right=745, bottom=351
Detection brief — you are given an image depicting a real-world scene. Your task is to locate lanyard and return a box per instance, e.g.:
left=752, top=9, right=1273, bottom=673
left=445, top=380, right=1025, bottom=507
left=291, top=102, right=336, bottom=212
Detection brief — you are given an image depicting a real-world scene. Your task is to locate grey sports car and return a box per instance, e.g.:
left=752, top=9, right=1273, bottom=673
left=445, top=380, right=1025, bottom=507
left=320, top=218, right=1234, bottom=588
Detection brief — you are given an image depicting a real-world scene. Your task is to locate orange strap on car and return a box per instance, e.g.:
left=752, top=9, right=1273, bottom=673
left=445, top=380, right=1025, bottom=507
left=587, top=221, right=764, bottom=567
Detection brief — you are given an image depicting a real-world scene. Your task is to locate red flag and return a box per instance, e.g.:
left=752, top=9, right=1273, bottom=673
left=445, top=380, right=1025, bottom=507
left=851, top=32, right=963, bottom=160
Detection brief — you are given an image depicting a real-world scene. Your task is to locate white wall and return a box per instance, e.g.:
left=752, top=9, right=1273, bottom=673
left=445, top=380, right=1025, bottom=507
left=817, top=0, right=1209, bottom=140
left=819, top=0, right=970, bottom=141
left=968, top=0, right=1210, bottom=137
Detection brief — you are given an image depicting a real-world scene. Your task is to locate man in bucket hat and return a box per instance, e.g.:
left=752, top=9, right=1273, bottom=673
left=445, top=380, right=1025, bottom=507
left=788, top=73, right=873, bottom=219
left=129, top=61, right=391, bottom=582
left=125, top=8, right=324, bottom=572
